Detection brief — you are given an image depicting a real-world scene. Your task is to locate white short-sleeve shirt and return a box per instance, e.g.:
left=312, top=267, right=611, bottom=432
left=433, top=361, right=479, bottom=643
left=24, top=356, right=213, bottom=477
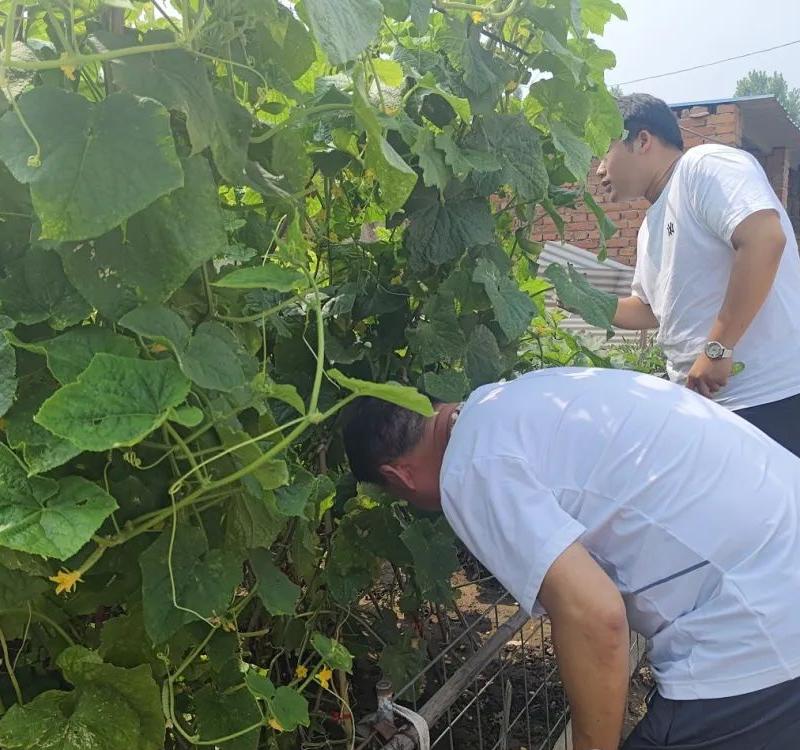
left=632, top=143, right=800, bottom=410
left=440, top=368, right=800, bottom=700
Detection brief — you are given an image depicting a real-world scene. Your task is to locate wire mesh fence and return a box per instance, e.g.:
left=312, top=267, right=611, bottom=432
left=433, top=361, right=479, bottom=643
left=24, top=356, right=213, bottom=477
left=355, top=572, right=648, bottom=750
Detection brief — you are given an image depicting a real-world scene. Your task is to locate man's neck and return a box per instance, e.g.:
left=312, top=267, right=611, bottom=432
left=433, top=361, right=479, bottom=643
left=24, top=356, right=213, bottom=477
left=429, top=403, right=460, bottom=456
left=644, top=151, right=682, bottom=204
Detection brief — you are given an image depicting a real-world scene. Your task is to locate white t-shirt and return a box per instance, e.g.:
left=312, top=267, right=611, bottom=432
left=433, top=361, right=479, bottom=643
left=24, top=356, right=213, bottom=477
left=632, top=143, right=800, bottom=410
left=440, top=368, right=800, bottom=700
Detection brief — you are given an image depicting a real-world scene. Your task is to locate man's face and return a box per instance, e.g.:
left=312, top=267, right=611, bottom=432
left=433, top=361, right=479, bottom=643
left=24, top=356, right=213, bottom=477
left=596, top=137, right=644, bottom=202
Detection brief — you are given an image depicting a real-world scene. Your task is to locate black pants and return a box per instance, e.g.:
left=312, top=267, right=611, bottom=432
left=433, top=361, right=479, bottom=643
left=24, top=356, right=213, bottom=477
left=623, top=675, right=800, bottom=749
left=735, top=393, right=800, bottom=458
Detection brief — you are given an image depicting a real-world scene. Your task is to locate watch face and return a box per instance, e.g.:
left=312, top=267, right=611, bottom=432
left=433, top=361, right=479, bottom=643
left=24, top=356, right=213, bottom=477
left=706, top=342, right=723, bottom=359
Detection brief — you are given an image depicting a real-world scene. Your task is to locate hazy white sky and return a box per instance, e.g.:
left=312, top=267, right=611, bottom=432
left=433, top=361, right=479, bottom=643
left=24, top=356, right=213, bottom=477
left=602, top=0, right=800, bottom=105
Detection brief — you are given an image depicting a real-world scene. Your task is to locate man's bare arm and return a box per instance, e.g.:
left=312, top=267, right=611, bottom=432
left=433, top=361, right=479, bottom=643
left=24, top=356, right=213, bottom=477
left=539, top=542, right=630, bottom=750
left=613, top=296, right=659, bottom=330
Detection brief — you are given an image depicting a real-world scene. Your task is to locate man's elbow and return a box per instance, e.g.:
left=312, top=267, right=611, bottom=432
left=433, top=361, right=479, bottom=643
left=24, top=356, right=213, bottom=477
left=594, top=597, right=629, bottom=645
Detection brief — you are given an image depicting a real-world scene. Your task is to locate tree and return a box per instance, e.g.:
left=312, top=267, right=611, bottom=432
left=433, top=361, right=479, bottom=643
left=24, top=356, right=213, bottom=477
left=735, top=70, right=800, bottom=124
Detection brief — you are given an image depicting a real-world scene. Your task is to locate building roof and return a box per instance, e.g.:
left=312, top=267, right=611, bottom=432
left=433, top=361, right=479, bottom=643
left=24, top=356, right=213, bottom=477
left=670, top=95, right=800, bottom=168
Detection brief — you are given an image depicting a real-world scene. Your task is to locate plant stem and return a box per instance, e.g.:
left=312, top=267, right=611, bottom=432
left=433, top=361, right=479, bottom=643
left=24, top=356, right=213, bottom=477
left=0, top=626, right=23, bottom=705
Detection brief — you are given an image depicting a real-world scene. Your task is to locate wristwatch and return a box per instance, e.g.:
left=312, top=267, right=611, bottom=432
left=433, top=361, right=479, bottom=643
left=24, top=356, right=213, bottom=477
left=704, top=340, right=733, bottom=360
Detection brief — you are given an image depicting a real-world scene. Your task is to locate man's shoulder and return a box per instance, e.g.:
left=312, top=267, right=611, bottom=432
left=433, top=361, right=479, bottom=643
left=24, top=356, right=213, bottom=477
left=679, top=143, right=756, bottom=175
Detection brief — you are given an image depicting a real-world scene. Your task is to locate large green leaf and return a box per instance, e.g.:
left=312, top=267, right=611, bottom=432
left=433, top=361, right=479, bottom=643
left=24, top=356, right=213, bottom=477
left=550, top=120, right=593, bottom=182
left=407, top=294, right=466, bottom=365
left=0, top=88, right=183, bottom=241
left=0, top=564, right=51, bottom=639
left=472, top=258, right=535, bottom=340
left=0, top=444, right=116, bottom=559
left=0, top=247, right=90, bottom=329
left=411, top=129, right=450, bottom=192
left=435, top=131, right=501, bottom=180
left=304, top=0, right=384, bottom=65
left=119, top=306, right=246, bottom=392
left=580, top=0, right=627, bottom=34
left=465, top=324, right=503, bottom=387
left=479, top=112, right=548, bottom=200
left=544, top=262, right=617, bottom=333
left=139, top=524, right=242, bottom=644
left=354, top=85, right=417, bottom=214
left=59, top=156, right=227, bottom=320
left=584, top=190, right=617, bottom=261
left=328, top=369, right=434, bottom=416
left=260, top=3, right=317, bottom=80
left=0, top=335, right=15, bottom=417
left=10, top=326, right=138, bottom=384
left=400, top=518, right=460, bottom=603
left=195, top=684, right=261, bottom=750
left=0, top=646, right=164, bottom=750
left=311, top=632, right=354, bottom=672
left=225, top=492, right=287, bottom=552
left=249, top=548, right=300, bottom=616
left=270, top=687, right=310, bottom=732
left=35, top=354, right=191, bottom=451
left=3, top=378, right=82, bottom=476
left=420, top=370, right=469, bottom=402
left=404, top=187, right=495, bottom=268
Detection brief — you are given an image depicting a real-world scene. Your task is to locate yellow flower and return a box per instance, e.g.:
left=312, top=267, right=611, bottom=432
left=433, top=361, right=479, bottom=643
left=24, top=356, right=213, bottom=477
left=59, top=54, right=77, bottom=80
left=148, top=343, right=169, bottom=353
left=49, top=569, right=83, bottom=595
left=470, top=10, right=485, bottom=23
left=268, top=717, right=284, bottom=732
left=316, top=667, right=333, bottom=690
left=295, top=664, right=308, bottom=680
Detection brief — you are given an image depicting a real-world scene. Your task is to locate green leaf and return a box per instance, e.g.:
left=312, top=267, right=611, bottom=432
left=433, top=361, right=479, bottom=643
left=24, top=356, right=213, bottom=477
left=0, top=444, right=116, bottom=559
left=304, top=0, right=384, bottom=65
left=245, top=671, right=276, bottom=701
left=435, top=132, right=501, bottom=180
left=249, top=548, right=300, bottom=616
left=59, top=156, right=227, bottom=320
left=401, top=518, right=460, bottom=603
left=584, top=86, right=624, bottom=156
left=225, top=492, right=287, bottom=552
left=3, top=381, right=82, bottom=475
left=584, top=190, right=617, bottom=262
left=262, top=4, right=317, bottom=80
left=0, top=247, right=90, bottom=329
left=409, top=0, right=432, bottom=31
left=118, top=304, right=191, bottom=351
left=407, top=294, right=466, bottom=365
left=580, top=0, right=627, bottom=34
left=255, top=375, right=306, bottom=415
left=10, top=326, right=139, bottom=385
left=544, top=262, right=617, bottom=333
left=465, top=324, right=503, bottom=387
left=139, top=524, right=242, bottom=644
left=195, top=684, right=261, bottom=750
left=0, top=647, right=164, bottom=750
left=99, top=608, right=159, bottom=670
left=420, top=370, right=469, bottom=402
left=372, top=58, right=405, bottom=87
left=274, top=471, right=315, bottom=518
left=479, top=112, right=548, bottom=200
left=0, top=565, right=50, bottom=639
left=35, top=354, right=191, bottom=451
left=0, top=335, right=16, bottom=418
left=404, top=187, right=495, bottom=268
left=0, top=89, right=183, bottom=241
left=214, top=264, right=305, bottom=291
left=182, top=322, right=247, bottom=392
left=169, top=404, right=204, bottom=427
left=416, top=73, right=472, bottom=122
left=411, top=129, right=450, bottom=192
left=472, top=258, right=535, bottom=340
left=311, top=632, right=354, bottom=672
left=328, top=369, right=434, bottom=416
left=550, top=120, right=593, bottom=182
left=269, top=687, right=310, bottom=732
left=354, top=85, right=417, bottom=214
left=381, top=0, right=409, bottom=21
left=379, top=634, right=428, bottom=698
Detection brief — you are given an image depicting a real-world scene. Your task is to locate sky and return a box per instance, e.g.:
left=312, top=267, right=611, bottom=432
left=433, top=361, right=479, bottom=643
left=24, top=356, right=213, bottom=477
left=601, top=0, right=800, bottom=106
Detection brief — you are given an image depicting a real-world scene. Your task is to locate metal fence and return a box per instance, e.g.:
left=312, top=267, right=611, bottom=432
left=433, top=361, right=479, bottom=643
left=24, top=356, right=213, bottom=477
left=356, top=575, right=648, bottom=750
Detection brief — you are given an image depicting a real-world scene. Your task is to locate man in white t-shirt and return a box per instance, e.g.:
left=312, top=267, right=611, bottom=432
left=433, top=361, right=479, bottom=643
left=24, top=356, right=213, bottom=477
left=597, top=94, right=800, bottom=455
left=343, top=368, right=800, bottom=749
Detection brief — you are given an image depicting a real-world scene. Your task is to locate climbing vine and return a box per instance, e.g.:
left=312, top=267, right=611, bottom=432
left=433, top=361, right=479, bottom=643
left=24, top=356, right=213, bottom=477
left=0, top=0, right=624, bottom=747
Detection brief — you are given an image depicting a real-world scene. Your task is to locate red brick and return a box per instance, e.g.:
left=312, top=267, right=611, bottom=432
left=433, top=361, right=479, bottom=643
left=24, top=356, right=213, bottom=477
left=621, top=227, right=639, bottom=238
left=717, top=104, right=738, bottom=114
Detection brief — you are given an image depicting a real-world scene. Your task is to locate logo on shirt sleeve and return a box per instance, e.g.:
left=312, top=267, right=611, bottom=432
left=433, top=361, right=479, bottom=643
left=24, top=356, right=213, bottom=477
left=667, top=221, right=675, bottom=237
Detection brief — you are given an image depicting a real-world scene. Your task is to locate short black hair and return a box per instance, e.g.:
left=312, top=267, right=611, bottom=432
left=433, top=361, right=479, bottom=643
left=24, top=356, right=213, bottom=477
left=342, top=397, right=426, bottom=484
left=617, top=93, right=684, bottom=151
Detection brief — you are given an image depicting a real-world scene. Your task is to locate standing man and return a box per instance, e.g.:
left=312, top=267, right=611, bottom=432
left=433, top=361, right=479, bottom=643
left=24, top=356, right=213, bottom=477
left=342, top=368, right=800, bottom=749
left=597, top=93, right=800, bottom=454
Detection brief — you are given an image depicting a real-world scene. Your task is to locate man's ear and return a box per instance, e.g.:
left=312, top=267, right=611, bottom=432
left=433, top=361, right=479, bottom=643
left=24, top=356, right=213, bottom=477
left=379, top=462, right=416, bottom=492
left=636, top=129, right=652, bottom=154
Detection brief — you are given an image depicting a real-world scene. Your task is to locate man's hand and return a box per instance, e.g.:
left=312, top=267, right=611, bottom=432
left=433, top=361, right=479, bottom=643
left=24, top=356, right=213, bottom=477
left=539, top=543, right=629, bottom=750
left=686, top=353, right=733, bottom=398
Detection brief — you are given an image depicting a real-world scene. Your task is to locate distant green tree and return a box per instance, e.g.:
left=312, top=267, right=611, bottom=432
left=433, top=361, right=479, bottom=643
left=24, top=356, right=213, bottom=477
left=735, top=70, right=800, bottom=124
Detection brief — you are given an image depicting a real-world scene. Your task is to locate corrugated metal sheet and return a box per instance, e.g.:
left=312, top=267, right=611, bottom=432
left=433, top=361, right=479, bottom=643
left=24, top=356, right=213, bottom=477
left=540, top=241, right=638, bottom=346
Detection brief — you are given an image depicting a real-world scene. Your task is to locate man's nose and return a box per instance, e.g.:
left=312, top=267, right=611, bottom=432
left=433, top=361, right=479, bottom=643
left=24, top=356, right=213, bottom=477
left=596, top=160, right=607, bottom=178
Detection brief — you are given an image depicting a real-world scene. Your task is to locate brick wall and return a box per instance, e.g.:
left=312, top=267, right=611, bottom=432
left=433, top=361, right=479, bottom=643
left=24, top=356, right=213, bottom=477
left=532, top=104, right=744, bottom=266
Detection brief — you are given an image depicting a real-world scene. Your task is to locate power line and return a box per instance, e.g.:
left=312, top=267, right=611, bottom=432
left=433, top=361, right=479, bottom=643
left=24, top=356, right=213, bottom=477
left=613, top=38, right=800, bottom=86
